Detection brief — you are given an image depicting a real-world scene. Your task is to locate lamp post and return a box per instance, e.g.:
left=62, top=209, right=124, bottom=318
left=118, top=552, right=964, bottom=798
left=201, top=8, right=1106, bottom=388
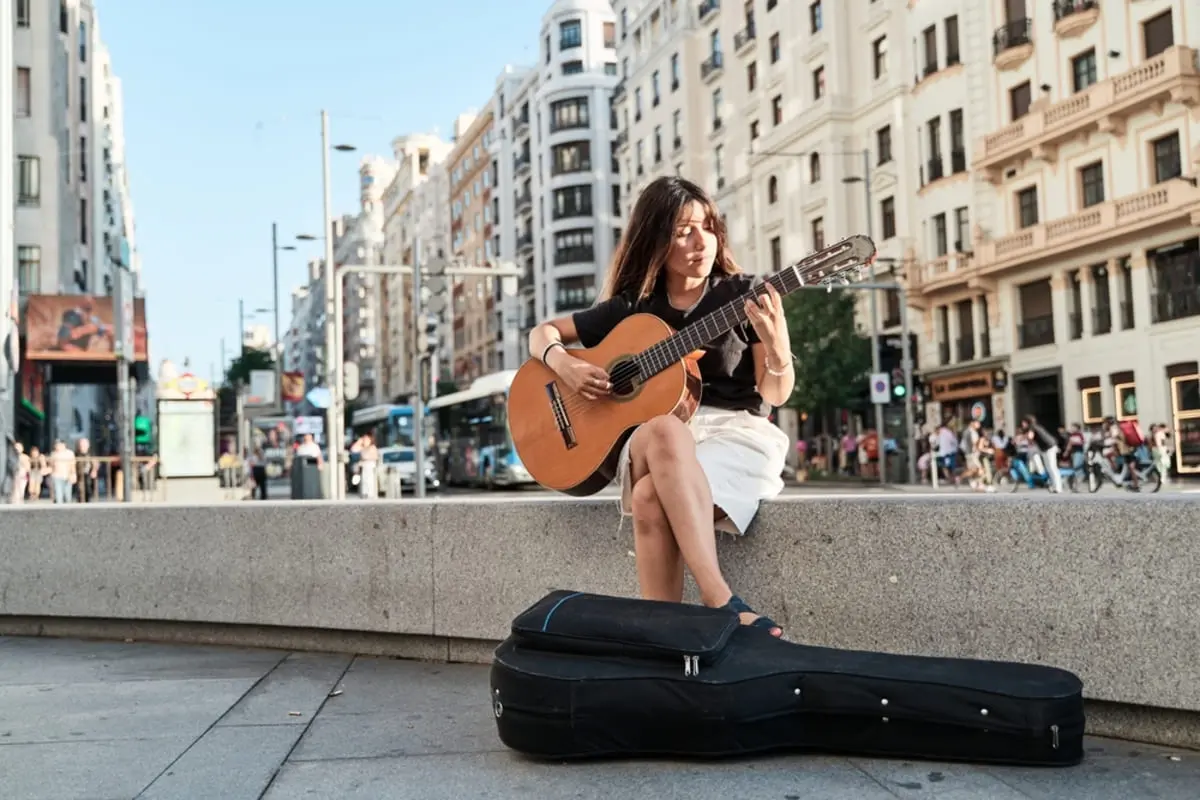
left=272, top=223, right=296, bottom=412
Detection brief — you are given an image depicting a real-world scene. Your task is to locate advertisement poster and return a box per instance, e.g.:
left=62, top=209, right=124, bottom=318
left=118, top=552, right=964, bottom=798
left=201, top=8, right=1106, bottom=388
left=22, top=294, right=148, bottom=362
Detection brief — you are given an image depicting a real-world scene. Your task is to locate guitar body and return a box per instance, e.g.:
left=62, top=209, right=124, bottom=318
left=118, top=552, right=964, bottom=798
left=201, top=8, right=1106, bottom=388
left=508, top=313, right=702, bottom=496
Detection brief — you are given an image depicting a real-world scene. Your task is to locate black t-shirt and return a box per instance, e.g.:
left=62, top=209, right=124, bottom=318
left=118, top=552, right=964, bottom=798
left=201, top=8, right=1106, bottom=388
left=571, top=272, right=770, bottom=416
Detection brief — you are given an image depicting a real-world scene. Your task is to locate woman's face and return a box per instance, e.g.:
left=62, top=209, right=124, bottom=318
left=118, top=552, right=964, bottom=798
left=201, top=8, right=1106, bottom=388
left=664, top=200, right=717, bottom=281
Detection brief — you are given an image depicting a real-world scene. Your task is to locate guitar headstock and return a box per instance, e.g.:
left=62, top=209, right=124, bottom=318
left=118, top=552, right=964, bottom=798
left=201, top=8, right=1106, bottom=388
left=793, top=234, right=877, bottom=287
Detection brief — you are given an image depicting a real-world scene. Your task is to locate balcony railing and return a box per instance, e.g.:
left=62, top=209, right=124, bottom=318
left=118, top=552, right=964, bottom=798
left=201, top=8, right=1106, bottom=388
left=975, top=46, right=1200, bottom=175
left=992, top=18, right=1032, bottom=57
left=1068, top=311, right=1083, bottom=339
left=913, top=251, right=976, bottom=294
left=950, top=148, right=967, bottom=173
left=698, top=0, right=719, bottom=21
left=515, top=190, right=532, bottom=214
left=554, top=246, right=595, bottom=266
left=516, top=233, right=534, bottom=252
left=1092, top=304, right=1112, bottom=335
left=513, top=155, right=531, bottom=174
left=973, top=181, right=1200, bottom=276
left=1052, top=0, right=1099, bottom=36
left=926, top=156, right=945, bottom=183
left=1053, top=0, right=1098, bottom=20
left=734, top=23, right=756, bottom=51
left=701, top=52, right=724, bottom=80
left=1152, top=286, right=1200, bottom=324
left=956, top=336, right=975, bottom=362
left=1017, top=314, right=1055, bottom=349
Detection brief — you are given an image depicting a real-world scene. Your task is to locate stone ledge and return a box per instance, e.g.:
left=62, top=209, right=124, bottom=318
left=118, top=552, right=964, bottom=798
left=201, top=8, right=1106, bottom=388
left=2, top=496, right=1198, bottom=746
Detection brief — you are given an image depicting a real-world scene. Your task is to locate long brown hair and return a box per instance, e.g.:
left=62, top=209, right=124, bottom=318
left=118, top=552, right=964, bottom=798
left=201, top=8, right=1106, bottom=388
left=600, top=176, right=742, bottom=301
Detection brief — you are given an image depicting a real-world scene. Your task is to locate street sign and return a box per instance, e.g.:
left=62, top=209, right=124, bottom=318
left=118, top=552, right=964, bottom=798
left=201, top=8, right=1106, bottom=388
left=869, top=372, right=890, bottom=404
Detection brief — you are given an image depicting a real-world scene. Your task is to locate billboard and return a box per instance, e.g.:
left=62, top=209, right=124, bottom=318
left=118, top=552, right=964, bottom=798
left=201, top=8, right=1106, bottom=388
left=22, top=294, right=148, bottom=362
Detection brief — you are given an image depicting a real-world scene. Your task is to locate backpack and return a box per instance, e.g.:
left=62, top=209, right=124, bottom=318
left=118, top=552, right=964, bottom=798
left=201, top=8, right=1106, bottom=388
left=1118, top=420, right=1144, bottom=447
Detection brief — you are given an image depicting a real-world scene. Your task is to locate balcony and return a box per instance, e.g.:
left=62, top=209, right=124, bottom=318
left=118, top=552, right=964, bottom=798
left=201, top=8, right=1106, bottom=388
left=513, top=154, right=532, bottom=177
left=516, top=233, right=534, bottom=254
left=698, top=0, right=719, bottom=23
left=701, top=52, right=724, bottom=82
left=1017, top=314, right=1055, bottom=349
left=992, top=18, right=1033, bottom=71
left=514, top=190, right=532, bottom=215
left=513, top=112, right=530, bottom=139
left=1052, top=0, right=1099, bottom=39
left=956, top=336, right=975, bottom=362
left=974, top=181, right=1200, bottom=277
left=734, top=22, right=756, bottom=53
left=910, top=252, right=981, bottom=296
left=615, top=129, right=628, bottom=150
left=613, top=79, right=627, bottom=101
left=975, top=46, right=1200, bottom=179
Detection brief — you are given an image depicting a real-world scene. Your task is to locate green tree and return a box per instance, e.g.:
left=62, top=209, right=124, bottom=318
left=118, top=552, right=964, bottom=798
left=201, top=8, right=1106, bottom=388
left=225, top=348, right=275, bottom=387
left=782, top=288, right=872, bottom=416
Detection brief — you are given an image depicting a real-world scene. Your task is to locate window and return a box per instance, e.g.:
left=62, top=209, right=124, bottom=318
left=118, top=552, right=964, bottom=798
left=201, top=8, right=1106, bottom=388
left=812, top=66, right=825, bottom=99
left=872, top=37, right=887, bottom=80
left=562, top=61, right=583, bottom=75
left=769, top=33, right=780, bottom=63
left=714, top=144, right=725, bottom=187
left=604, top=62, right=617, bottom=76
left=1080, top=162, right=1105, bottom=208
left=1016, top=186, right=1038, bottom=228
left=747, top=61, right=757, bottom=91
left=712, top=88, right=723, bottom=129
left=553, top=228, right=594, bottom=265
left=945, top=16, right=960, bottom=64
left=880, top=197, right=895, bottom=239
left=922, top=25, right=938, bottom=73
left=80, top=198, right=88, bottom=244
left=954, top=207, right=969, bottom=250
left=549, top=98, right=589, bottom=131
left=557, top=275, right=597, bottom=310
left=932, top=213, right=948, bottom=256
left=1009, top=81, right=1032, bottom=121
left=671, top=53, right=680, bottom=88
left=876, top=126, right=892, bottom=164
left=809, top=153, right=821, bottom=183
left=1114, top=382, right=1138, bottom=421
left=770, top=237, right=782, bottom=271
left=949, top=109, right=965, bottom=172
left=771, top=95, right=783, bottom=125
left=767, top=175, right=779, bottom=204
left=634, top=87, right=642, bottom=119
left=653, top=126, right=662, bottom=161
left=17, top=156, right=39, bottom=205
left=811, top=217, right=824, bottom=250
left=552, top=185, right=592, bottom=219
left=79, top=21, right=87, bottom=61
left=603, top=21, right=616, bottom=48
left=672, top=109, right=682, bottom=147
left=1142, top=10, right=1173, bottom=59
left=16, top=67, right=31, bottom=116
left=80, top=76, right=87, bottom=122
left=1081, top=387, right=1103, bottom=424
left=17, top=246, right=40, bottom=294
left=1072, top=49, right=1097, bottom=93
left=560, top=20, right=582, bottom=49
left=551, top=141, right=591, bottom=175
left=16, top=0, right=31, bottom=27
left=79, top=135, right=87, bottom=182
left=1152, top=133, right=1182, bottom=183
left=749, top=119, right=759, bottom=141
left=652, top=71, right=660, bottom=105
left=809, top=1, right=822, bottom=33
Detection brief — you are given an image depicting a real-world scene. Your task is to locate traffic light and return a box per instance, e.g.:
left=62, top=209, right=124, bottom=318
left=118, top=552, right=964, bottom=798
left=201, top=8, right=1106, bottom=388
left=891, top=367, right=906, bottom=399
left=415, top=315, right=438, bottom=359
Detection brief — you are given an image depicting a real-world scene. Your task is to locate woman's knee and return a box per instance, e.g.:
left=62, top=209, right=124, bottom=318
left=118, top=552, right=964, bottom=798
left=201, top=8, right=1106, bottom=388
left=630, top=476, right=665, bottom=525
left=634, top=415, right=693, bottom=463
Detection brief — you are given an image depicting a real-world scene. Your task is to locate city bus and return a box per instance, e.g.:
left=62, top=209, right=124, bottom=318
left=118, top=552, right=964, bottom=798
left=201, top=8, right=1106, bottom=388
left=349, top=404, right=417, bottom=448
left=427, top=370, right=535, bottom=489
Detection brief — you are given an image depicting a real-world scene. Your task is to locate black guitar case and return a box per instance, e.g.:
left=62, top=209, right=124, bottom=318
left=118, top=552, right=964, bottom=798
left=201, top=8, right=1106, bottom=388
left=490, top=590, right=1085, bottom=766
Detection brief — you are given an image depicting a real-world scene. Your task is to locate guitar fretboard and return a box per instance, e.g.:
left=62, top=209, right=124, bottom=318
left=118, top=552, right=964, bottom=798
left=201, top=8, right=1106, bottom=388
left=633, top=268, right=801, bottom=378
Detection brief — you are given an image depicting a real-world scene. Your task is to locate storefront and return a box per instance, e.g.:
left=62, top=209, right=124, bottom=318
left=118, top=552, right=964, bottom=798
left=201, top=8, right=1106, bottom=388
left=1168, top=362, right=1200, bottom=476
left=927, top=366, right=1009, bottom=431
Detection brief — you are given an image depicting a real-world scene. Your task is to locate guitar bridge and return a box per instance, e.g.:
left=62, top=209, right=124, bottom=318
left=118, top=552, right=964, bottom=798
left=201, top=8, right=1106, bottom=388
left=545, top=381, right=577, bottom=450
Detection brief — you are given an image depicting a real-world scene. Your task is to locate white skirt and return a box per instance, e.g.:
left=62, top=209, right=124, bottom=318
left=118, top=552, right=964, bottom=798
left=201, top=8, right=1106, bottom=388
left=615, top=405, right=790, bottom=535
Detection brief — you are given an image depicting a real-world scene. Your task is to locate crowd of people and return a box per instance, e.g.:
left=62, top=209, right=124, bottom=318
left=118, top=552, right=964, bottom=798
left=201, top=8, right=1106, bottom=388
left=918, top=414, right=1173, bottom=492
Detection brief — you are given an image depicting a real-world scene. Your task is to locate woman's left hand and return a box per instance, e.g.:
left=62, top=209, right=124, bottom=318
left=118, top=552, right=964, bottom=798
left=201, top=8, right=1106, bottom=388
left=744, top=281, right=789, bottom=350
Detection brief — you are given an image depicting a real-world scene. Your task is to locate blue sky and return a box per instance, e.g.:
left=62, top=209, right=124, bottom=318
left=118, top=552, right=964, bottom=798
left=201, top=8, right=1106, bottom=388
left=98, top=0, right=550, bottom=384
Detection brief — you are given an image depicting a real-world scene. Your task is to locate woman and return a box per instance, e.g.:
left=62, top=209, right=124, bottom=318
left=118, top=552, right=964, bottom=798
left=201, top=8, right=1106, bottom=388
left=351, top=434, right=380, bottom=499
left=527, top=176, right=792, bottom=637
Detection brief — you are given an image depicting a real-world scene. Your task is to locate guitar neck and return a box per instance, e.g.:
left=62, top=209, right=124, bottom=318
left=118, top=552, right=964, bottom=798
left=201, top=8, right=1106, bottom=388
left=633, top=236, right=865, bottom=379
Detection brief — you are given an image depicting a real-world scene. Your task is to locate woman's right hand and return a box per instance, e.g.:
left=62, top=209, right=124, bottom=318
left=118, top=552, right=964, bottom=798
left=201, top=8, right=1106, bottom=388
left=547, top=348, right=611, bottom=400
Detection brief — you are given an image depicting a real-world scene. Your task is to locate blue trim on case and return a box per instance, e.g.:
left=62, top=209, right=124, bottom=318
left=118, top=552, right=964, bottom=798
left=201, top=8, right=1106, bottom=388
left=541, top=591, right=583, bottom=632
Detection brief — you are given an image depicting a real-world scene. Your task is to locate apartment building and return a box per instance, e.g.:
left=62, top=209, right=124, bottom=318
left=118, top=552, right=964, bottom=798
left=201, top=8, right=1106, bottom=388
left=500, top=68, right=541, bottom=354
left=913, top=0, right=1200, bottom=477
left=530, top=0, right=623, bottom=327
left=282, top=259, right=325, bottom=414
left=611, top=0, right=707, bottom=210
left=379, top=133, right=452, bottom=399
left=9, top=0, right=141, bottom=447
left=487, top=66, right=534, bottom=366
left=447, top=110, right=497, bottom=382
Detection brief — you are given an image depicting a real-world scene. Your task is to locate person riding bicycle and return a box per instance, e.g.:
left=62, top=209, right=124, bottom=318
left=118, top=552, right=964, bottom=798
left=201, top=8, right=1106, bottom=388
left=1105, top=416, right=1140, bottom=491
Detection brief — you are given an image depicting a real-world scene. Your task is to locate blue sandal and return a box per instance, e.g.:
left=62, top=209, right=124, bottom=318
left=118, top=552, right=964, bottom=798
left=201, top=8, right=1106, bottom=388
left=722, top=594, right=783, bottom=637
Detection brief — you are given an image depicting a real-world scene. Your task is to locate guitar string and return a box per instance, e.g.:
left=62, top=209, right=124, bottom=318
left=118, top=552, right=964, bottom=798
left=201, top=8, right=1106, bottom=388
left=544, top=251, right=869, bottom=425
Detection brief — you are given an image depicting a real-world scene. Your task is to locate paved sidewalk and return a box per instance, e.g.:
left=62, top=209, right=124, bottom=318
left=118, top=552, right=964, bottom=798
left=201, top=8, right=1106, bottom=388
left=0, top=636, right=1196, bottom=799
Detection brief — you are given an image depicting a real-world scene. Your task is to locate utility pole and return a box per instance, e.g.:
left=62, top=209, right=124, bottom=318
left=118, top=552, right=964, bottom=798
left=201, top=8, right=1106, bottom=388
left=411, top=239, right=426, bottom=498
left=900, top=284, right=917, bottom=484
left=0, top=0, right=16, bottom=499
left=319, top=110, right=339, bottom=502
left=860, top=148, right=885, bottom=486
left=271, top=222, right=281, bottom=411
left=114, top=264, right=135, bottom=502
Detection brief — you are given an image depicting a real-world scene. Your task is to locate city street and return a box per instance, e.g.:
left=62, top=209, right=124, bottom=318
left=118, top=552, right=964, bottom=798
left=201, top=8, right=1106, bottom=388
left=1, top=636, right=1197, bottom=799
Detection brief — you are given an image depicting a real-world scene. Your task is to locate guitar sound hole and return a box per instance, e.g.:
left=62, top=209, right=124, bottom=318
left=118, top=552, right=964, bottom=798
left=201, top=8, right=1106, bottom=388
left=609, top=359, right=641, bottom=398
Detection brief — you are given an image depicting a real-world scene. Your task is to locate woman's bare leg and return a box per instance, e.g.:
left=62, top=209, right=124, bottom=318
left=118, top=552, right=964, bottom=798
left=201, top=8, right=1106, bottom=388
left=629, top=475, right=685, bottom=601
left=627, top=416, right=777, bottom=633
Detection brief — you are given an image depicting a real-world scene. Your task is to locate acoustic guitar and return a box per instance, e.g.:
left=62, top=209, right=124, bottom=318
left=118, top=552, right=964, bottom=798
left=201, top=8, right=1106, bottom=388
left=508, top=235, right=877, bottom=495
